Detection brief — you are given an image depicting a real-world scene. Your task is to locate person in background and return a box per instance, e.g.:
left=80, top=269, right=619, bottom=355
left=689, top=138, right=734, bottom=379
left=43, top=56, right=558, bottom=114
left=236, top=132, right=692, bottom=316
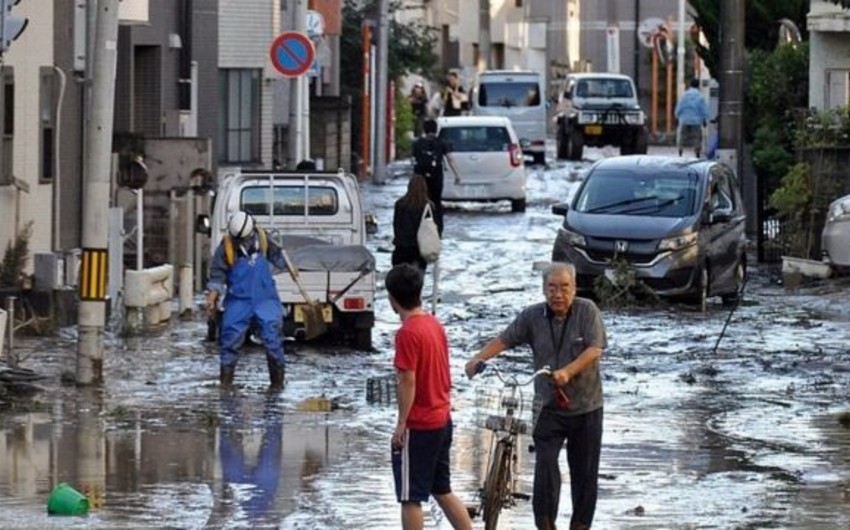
left=207, top=211, right=289, bottom=391
left=393, top=174, right=433, bottom=273
left=410, top=81, right=429, bottom=137
left=441, top=71, right=469, bottom=117
left=387, top=264, right=473, bottom=530
left=675, top=78, right=710, bottom=158
left=412, top=118, right=452, bottom=235
left=465, top=262, right=608, bottom=530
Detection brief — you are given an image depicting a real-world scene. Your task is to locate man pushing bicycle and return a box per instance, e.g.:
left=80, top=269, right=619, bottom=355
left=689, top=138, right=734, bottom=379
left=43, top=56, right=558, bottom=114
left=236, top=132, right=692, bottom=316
left=465, top=262, right=608, bottom=530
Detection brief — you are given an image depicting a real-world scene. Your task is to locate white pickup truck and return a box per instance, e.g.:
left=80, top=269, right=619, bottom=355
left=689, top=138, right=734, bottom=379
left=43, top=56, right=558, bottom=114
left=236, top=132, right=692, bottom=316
left=203, top=169, right=376, bottom=350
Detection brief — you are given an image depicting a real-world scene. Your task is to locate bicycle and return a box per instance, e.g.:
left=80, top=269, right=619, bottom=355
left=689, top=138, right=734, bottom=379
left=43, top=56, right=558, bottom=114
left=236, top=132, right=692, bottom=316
left=474, top=362, right=561, bottom=530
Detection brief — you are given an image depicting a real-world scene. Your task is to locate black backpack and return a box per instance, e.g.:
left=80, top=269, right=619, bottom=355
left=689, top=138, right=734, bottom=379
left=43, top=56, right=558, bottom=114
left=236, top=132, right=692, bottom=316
left=414, top=137, right=442, bottom=179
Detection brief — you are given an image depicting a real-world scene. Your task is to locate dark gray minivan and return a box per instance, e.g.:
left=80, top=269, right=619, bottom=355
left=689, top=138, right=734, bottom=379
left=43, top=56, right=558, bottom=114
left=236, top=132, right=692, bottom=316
left=551, top=156, right=747, bottom=309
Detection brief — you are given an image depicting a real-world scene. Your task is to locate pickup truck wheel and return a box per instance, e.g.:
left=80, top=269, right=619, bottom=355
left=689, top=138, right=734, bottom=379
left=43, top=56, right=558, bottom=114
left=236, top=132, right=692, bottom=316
left=634, top=129, right=649, bottom=154
left=556, top=122, right=569, bottom=159
left=568, top=128, right=584, bottom=161
left=353, top=329, right=373, bottom=351
left=532, top=152, right=545, bottom=166
left=510, top=198, right=526, bottom=213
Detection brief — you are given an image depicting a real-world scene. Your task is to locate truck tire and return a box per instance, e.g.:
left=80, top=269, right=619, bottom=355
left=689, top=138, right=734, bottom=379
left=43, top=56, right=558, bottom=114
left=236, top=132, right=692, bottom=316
left=568, top=128, right=584, bottom=161
left=510, top=198, right=526, bottom=213
left=634, top=128, right=649, bottom=154
left=353, top=328, right=373, bottom=351
left=556, top=122, right=569, bottom=159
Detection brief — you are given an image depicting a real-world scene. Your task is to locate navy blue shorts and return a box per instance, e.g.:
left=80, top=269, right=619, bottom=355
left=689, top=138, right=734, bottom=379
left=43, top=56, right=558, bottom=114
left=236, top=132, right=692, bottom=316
left=392, top=420, right=453, bottom=503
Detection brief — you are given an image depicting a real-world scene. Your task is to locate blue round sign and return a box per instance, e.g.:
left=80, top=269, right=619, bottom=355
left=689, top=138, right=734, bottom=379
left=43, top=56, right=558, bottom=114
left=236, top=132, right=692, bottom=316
left=270, top=31, right=316, bottom=77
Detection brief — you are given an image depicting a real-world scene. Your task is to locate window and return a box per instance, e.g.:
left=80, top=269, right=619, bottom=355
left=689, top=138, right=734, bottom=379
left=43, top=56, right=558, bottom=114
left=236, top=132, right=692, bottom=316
left=241, top=186, right=339, bottom=216
left=478, top=81, right=541, bottom=107
left=439, top=126, right=511, bottom=152
left=575, top=78, right=633, bottom=98
left=218, top=69, right=261, bottom=163
left=0, top=66, right=14, bottom=185
left=825, top=69, right=850, bottom=109
left=709, top=169, right=735, bottom=213
left=40, top=67, right=56, bottom=182
left=575, top=169, right=700, bottom=218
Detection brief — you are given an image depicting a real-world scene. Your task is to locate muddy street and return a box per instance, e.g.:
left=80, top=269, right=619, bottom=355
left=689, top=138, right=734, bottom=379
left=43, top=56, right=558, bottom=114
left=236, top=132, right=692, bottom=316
left=1, top=154, right=850, bottom=529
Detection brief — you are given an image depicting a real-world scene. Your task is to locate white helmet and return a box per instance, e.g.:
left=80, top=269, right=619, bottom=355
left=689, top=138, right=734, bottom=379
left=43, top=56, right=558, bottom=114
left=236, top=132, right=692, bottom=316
left=227, top=211, right=255, bottom=239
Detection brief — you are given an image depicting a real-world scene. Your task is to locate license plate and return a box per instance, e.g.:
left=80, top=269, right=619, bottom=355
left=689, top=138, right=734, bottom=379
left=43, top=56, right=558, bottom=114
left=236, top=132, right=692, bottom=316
left=585, top=125, right=603, bottom=135
left=293, top=304, right=333, bottom=323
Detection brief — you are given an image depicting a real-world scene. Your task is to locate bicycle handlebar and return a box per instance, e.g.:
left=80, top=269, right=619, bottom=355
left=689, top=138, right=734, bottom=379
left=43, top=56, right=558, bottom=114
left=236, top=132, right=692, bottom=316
left=476, top=362, right=553, bottom=387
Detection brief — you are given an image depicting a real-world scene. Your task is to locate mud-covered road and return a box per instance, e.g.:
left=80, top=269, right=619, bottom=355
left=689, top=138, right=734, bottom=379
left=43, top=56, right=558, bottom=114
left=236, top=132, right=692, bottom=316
left=1, top=151, right=849, bottom=529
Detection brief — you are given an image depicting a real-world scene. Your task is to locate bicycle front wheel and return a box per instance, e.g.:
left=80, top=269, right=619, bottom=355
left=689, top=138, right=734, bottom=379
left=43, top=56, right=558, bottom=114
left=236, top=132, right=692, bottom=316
left=482, top=440, right=511, bottom=530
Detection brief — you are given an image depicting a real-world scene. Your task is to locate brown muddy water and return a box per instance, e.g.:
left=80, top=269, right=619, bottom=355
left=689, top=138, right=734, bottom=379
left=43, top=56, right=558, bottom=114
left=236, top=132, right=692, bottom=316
left=1, top=164, right=850, bottom=529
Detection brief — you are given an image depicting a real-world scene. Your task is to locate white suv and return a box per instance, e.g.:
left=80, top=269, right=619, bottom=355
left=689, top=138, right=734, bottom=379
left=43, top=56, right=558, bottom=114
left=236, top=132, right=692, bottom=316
left=437, top=116, right=528, bottom=212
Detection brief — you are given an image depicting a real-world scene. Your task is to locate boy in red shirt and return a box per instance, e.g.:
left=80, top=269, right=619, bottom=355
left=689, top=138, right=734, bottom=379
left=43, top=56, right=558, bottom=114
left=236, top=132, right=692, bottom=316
left=387, top=264, right=472, bottom=530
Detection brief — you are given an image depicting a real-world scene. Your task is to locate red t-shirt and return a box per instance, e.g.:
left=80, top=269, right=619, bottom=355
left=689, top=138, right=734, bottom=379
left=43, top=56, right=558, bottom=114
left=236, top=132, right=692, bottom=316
left=394, top=313, right=451, bottom=430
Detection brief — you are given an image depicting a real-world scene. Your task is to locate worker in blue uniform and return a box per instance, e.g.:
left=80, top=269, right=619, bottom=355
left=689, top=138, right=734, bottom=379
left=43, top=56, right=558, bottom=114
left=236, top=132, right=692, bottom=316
left=207, top=211, right=289, bottom=390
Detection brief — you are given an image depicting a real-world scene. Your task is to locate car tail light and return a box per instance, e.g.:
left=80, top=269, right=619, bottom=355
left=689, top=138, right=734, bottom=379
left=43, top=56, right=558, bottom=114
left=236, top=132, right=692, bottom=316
left=343, top=297, right=366, bottom=310
left=530, top=140, right=545, bottom=147
left=509, top=144, right=521, bottom=167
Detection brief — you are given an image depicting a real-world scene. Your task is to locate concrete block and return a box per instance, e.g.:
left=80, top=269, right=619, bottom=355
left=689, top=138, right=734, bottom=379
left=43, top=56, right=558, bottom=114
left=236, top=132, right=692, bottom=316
left=124, top=265, right=174, bottom=308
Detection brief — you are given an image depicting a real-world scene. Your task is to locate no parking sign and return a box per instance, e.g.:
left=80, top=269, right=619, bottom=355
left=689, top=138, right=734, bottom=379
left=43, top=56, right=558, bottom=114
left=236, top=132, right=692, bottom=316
left=269, top=31, right=315, bottom=77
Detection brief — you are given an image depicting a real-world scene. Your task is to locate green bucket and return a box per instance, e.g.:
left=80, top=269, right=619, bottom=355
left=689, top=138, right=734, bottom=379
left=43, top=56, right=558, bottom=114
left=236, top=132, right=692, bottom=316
left=47, top=482, right=90, bottom=516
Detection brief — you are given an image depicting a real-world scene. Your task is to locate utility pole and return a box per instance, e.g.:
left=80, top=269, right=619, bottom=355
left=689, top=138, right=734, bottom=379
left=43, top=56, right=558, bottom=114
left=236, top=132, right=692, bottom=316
left=288, top=0, right=307, bottom=168
left=676, top=0, right=685, bottom=100
left=478, top=0, right=490, bottom=71
left=77, top=0, right=120, bottom=385
left=372, top=0, right=389, bottom=184
left=717, top=0, right=744, bottom=180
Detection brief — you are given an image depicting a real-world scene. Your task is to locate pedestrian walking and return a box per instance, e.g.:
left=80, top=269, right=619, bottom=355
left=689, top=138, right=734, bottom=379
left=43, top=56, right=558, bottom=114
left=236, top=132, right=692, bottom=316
left=410, top=81, right=429, bottom=137
left=441, top=71, right=469, bottom=117
left=206, top=211, right=289, bottom=391
left=411, top=118, right=452, bottom=235
left=393, top=174, right=435, bottom=272
left=387, top=264, right=473, bottom=530
left=465, top=262, right=608, bottom=530
left=675, top=78, right=710, bottom=158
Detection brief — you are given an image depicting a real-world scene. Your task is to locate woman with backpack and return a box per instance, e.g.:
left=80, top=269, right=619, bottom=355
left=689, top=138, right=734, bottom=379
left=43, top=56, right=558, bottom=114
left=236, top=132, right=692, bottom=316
left=392, top=174, right=436, bottom=273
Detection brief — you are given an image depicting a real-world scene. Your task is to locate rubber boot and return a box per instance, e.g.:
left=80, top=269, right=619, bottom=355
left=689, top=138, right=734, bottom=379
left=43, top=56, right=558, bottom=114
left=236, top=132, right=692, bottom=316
left=267, top=357, right=285, bottom=391
left=220, top=366, right=235, bottom=389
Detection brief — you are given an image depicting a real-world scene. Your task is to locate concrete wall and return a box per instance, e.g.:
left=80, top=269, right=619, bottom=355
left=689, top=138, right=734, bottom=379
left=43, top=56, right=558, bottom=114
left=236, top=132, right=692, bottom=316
left=219, top=0, right=279, bottom=169
left=0, top=1, right=55, bottom=274
left=808, top=0, right=850, bottom=110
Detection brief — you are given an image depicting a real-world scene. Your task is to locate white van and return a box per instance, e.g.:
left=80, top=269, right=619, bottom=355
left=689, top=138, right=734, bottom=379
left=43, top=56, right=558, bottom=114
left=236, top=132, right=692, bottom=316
left=471, top=70, right=547, bottom=165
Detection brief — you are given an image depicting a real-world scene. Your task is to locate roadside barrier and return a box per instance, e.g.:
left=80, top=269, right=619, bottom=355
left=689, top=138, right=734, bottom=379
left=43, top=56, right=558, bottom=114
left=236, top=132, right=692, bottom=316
left=124, top=265, right=174, bottom=331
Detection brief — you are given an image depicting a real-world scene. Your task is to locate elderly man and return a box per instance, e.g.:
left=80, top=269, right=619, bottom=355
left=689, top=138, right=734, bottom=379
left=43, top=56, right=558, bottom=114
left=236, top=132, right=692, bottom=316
left=465, top=262, right=607, bottom=530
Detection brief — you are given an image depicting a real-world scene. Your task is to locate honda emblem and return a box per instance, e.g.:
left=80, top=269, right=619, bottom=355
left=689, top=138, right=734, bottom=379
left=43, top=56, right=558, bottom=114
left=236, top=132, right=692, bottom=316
left=615, top=240, right=628, bottom=253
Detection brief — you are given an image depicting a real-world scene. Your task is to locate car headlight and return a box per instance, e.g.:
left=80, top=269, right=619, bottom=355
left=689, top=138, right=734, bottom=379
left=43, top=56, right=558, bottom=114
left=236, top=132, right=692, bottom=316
left=559, top=227, right=586, bottom=247
left=624, top=111, right=645, bottom=125
left=826, top=199, right=850, bottom=223
left=577, top=112, right=597, bottom=125
left=658, top=232, right=697, bottom=251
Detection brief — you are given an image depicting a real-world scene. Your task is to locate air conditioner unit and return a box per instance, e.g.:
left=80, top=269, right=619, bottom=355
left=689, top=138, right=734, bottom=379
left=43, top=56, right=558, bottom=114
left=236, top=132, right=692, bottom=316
left=34, top=253, right=64, bottom=292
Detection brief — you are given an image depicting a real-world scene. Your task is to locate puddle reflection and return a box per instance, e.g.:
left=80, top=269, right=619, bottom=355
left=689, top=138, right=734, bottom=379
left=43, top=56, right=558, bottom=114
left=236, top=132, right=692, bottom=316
left=0, top=390, right=343, bottom=528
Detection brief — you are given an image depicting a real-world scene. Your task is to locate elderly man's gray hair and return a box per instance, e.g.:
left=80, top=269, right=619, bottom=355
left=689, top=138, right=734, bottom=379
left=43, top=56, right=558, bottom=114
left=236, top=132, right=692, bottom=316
left=542, top=262, right=576, bottom=285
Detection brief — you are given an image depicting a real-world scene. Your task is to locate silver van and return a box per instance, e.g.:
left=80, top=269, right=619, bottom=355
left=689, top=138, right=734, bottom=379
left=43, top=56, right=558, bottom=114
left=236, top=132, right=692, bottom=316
left=472, top=70, right=546, bottom=165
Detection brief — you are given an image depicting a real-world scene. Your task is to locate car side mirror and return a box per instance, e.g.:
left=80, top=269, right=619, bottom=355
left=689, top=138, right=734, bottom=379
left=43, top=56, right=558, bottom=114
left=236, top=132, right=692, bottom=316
left=709, top=210, right=732, bottom=224
left=195, top=214, right=211, bottom=236
left=552, top=203, right=569, bottom=216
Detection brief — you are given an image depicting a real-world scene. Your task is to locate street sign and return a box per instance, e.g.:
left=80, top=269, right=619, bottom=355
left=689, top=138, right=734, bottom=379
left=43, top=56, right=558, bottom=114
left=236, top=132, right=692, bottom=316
left=306, top=9, right=325, bottom=39
left=638, top=17, right=665, bottom=49
left=269, top=31, right=316, bottom=78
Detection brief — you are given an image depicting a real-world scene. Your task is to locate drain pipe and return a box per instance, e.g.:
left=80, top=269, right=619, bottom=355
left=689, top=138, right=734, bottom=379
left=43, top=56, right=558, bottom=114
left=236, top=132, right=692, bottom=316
left=5, top=296, right=16, bottom=367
